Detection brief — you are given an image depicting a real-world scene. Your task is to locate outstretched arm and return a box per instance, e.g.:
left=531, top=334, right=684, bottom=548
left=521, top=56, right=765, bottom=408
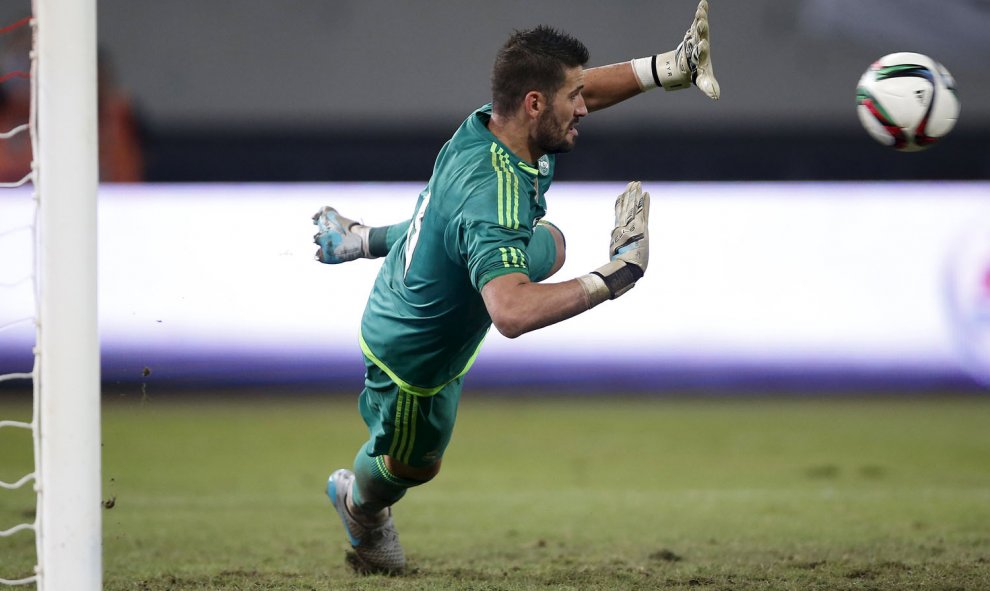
left=312, top=206, right=409, bottom=264
left=582, top=63, right=645, bottom=113
left=482, top=182, right=650, bottom=339
left=583, top=0, right=719, bottom=113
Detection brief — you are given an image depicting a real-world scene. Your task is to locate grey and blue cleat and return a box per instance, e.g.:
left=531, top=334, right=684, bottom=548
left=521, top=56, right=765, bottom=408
left=326, top=468, right=406, bottom=575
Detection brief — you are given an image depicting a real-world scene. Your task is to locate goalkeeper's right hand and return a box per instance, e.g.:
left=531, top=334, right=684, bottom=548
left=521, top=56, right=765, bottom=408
left=577, top=181, right=651, bottom=307
left=631, top=0, right=720, bottom=100
left=312, top=206, right=372, bottom=264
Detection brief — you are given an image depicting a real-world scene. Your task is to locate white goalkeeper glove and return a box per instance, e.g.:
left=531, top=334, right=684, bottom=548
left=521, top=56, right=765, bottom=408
left=312, top=206, right=373, bottom=264
left=578, top=181, right=651, bottom=307
left=631, top=0, right=720, bottom=100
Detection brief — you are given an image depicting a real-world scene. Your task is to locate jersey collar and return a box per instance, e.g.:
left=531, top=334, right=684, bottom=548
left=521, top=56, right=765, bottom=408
left=472, top=105, right=547, bottom=180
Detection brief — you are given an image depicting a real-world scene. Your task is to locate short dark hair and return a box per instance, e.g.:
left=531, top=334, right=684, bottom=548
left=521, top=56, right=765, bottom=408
left=491, top=25, right=590, bottom=116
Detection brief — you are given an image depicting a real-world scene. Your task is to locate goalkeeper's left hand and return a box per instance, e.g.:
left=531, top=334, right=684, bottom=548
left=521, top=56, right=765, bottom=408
left=312, top=206, right=372, bottom=264
left=609, top=181, right=650, bottom=276
left=631, top=0, right=720, bottom=100
left=577, top=181, right=651, bottom=306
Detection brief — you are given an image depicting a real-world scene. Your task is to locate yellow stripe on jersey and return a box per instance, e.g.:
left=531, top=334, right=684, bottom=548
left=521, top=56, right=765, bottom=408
left=360, top=331, right=477, bottom=397
left=489, top=143, right=520, bottom=230
left=518, top=161, right=539, bottom=175
left=498, top=246, right=527, bottom=269
left=490, top=144, right=504, bottom=227
left=511, top=168, right=520, bottom=229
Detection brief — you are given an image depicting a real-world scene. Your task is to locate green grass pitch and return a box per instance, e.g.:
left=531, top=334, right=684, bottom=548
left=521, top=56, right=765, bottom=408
left=2, top=391, right=989, bottom=590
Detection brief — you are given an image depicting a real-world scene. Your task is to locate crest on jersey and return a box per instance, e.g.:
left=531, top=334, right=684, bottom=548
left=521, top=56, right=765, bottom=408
left=538, top=155, right=550, bottom=176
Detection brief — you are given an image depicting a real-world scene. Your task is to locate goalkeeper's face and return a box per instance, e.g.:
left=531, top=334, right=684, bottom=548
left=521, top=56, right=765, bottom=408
left=535, top=66, right=587, bottom=155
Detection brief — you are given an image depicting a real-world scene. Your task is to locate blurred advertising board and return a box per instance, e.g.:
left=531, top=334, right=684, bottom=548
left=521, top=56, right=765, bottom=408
left=1, top=182, right=988, bottom=391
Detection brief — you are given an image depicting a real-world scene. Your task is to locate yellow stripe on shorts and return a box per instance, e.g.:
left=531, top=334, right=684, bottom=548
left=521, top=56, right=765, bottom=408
left=388, top=391, right=419, bottom=465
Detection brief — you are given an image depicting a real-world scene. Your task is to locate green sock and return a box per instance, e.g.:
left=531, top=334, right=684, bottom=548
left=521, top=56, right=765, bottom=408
left=351, top=445, right=425, bottom=516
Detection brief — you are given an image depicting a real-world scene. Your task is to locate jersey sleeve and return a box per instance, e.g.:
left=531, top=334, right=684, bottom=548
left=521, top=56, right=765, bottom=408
left=368, top=220, right=411, bottom=257
left=446, top=190, right=534, bottom=293
left=465, top=219, right=532, bottom=292
left=526, top=220, right=559, bottom=283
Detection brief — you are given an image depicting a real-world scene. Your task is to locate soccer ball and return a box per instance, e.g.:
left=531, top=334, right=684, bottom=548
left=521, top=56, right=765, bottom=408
left=855, top=52, right=960, bottom=152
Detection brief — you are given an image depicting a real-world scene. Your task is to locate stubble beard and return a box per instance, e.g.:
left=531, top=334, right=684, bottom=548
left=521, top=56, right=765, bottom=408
left=535, top=109, right=577, bottom=155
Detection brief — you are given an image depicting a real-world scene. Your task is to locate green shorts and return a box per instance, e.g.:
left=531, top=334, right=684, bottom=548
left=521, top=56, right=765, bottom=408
left=358, top=356, right=463, bottom=468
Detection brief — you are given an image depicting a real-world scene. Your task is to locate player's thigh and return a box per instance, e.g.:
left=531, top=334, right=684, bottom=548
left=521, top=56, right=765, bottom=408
left=359, top=366, right=463, bottom=468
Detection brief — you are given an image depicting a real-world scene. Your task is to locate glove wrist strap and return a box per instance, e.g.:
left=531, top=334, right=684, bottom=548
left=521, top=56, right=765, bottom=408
left=631, top=56, right=659, bottom=91
left=589, top=260, right=643, bottom=301
left=631, top=51, right=690, bottom=92
left=577, top=273, right=610, bottom=309
left=351, top=224, right=375, bottom=259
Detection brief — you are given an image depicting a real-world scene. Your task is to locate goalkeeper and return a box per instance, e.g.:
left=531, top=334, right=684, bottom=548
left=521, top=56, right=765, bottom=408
left=313, top=1, right=718, bottom=575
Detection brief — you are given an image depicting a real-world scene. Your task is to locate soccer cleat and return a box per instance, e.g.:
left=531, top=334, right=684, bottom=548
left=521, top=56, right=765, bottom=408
left=312, top=206, right=371, bottom=264
left=326, top=468, right=406, bottom=575
left=678, top=0, right=719, bottom=100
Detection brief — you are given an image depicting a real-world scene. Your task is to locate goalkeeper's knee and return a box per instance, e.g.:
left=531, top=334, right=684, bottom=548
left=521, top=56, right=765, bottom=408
left=351, top=450, right=436, bottom=516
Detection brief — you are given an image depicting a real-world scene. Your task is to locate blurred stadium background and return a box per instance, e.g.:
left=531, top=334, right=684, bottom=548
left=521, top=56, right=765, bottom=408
left=2, top=0, right=990, bottom=183
left=1, top=2, right=989, bottom=589
left=1, top=0, right=989, bottom=394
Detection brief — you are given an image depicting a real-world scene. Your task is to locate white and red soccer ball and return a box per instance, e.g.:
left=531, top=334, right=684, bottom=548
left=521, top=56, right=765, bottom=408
left=856, top=52, right=960, bottom=152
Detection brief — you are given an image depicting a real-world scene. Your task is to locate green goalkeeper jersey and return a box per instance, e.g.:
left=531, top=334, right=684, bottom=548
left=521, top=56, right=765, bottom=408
left=359, top=104, right=556, bottom=396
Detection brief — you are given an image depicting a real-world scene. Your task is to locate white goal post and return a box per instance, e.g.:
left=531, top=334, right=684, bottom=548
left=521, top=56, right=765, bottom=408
left=34, top=0, right=102, bottom=588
